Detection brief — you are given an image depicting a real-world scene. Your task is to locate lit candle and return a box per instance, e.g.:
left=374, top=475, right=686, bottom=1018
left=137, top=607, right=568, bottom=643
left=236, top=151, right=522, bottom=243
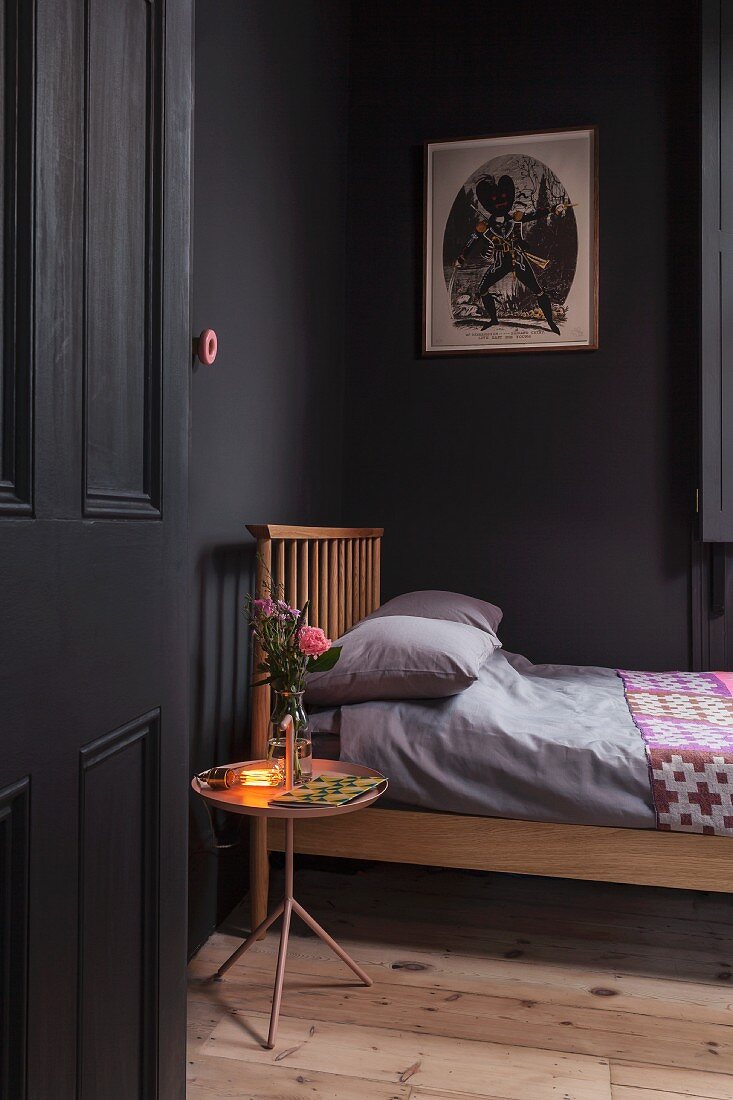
left=282, top=713, right=295, bottom=789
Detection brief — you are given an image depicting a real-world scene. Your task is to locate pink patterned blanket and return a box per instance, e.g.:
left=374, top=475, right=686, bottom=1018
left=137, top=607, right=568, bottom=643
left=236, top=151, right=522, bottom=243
left=617, top=670, right=733, bottom=836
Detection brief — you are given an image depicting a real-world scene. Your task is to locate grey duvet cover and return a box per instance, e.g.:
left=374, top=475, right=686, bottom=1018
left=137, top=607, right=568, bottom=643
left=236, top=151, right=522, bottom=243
left=310, top=650, right=655, bottom=830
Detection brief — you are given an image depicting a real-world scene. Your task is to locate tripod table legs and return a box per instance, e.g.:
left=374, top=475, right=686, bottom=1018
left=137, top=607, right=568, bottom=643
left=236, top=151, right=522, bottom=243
left=214, top=817, right=371, bottom=1049
left=291, top=898, right=372, bottom=986
left=216, top=900, right=284, bottom=979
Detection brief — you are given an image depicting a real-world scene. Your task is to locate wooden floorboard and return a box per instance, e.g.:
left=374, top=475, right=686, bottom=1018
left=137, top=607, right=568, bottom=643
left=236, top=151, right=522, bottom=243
left=610, top=1062, right=733, bottom=1098
left=188, top=863, right=733, bottom=1099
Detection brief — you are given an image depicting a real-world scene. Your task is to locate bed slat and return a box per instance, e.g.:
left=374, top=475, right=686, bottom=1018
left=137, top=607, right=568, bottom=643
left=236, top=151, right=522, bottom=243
left=287, top=540, right=297, bottom=606
left=359, top=539, right=367, bottom=620
left=275, top=540, right=285, bottom=594
left=328, top=540, right=339, bottom=640
left=337, top=540, right=346, bottom=637
left=298, top=540, right=309, bottom=614
left=345, top=541, right=353, bottom=632
left=320, top=540, right=329, bottom=633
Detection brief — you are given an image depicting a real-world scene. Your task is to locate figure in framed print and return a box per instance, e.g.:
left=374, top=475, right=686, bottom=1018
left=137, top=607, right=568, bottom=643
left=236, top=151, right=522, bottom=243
left=423, top=127, right=598, bottom=356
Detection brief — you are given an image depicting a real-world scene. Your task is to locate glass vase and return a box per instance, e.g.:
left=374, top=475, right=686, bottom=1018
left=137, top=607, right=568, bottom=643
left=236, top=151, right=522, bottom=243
left=267, top=689, right=312, bottom=784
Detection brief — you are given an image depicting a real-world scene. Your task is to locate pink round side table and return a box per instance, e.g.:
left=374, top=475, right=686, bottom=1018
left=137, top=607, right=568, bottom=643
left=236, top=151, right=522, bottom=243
left=192, top=758, right=387, bottom=1049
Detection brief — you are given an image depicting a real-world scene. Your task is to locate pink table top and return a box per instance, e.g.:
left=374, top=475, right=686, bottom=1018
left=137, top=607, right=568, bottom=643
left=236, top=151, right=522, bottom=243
left=191, top=758, right=387, bottom=820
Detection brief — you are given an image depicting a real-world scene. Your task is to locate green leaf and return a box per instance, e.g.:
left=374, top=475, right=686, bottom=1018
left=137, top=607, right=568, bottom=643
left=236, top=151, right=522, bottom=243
left=251, top=676, right=272, bottom=688
left=307, top=646, right=342, bottom=674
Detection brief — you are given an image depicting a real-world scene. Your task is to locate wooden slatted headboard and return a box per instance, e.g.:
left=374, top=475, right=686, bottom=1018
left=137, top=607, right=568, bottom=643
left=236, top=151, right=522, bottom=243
left=245, top=525, right=384, bottom=762
left=245, top=525, right=383, bottom=931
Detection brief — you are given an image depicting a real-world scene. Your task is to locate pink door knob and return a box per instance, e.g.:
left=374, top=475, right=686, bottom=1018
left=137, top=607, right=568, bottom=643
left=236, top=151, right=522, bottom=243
left=193, top=328, right=217, bottom=364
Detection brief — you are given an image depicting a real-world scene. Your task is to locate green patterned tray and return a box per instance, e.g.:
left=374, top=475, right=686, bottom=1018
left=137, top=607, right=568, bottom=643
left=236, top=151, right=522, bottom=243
left=268, top=774, right=384, bottom=807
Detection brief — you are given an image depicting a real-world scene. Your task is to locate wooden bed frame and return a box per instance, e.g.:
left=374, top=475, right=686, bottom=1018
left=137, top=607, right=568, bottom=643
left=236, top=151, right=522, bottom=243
left=246, top=525, right=733, bottom=932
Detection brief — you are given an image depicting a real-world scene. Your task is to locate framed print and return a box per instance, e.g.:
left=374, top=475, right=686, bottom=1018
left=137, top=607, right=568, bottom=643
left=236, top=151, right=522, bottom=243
left=423, top=127, right=598, bottom=356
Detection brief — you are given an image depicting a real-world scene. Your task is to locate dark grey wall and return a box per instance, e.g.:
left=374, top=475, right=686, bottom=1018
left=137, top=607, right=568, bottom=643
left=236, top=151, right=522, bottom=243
left=189, top=0, right=349, bottom=953
left=343, top=0, right=699, bottom=670
left=189, top=0, right=701, bottom=949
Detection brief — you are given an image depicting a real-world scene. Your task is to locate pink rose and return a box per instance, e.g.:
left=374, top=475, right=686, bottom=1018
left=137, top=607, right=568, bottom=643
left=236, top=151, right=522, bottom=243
left=298, top=625, right=331, bottom=658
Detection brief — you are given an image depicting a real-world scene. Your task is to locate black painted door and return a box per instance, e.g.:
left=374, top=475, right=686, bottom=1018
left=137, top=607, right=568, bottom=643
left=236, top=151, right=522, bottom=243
left=1, top=1, right=192, bottom=1097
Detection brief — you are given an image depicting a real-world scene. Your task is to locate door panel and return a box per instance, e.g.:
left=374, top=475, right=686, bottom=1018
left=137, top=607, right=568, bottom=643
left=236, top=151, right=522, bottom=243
left=84, top=0, right=163, bottom=517
left=0, top=778, right=29, bottom=1100
left=78, top=713, right=160, bottom=1100
left=701, top=0, right=733, bottom=539
left=0, top=0, right=33, bottom=514
left=1, top=0, right=192, bottom=1096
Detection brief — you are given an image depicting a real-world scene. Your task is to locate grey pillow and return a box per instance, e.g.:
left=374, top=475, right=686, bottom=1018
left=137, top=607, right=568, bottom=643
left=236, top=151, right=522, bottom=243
left=306, top=614, right=497, bottom=705
left=365, top=589, right=502, bottom=639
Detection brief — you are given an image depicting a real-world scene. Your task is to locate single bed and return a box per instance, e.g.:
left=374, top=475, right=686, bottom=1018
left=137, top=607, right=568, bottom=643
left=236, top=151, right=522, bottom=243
left=246, top=525, right=733, bottom=934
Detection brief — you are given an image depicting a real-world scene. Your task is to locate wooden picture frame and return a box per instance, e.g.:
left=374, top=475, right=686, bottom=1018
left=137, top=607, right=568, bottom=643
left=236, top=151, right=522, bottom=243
left=423, top=126, right=599, bottom=356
